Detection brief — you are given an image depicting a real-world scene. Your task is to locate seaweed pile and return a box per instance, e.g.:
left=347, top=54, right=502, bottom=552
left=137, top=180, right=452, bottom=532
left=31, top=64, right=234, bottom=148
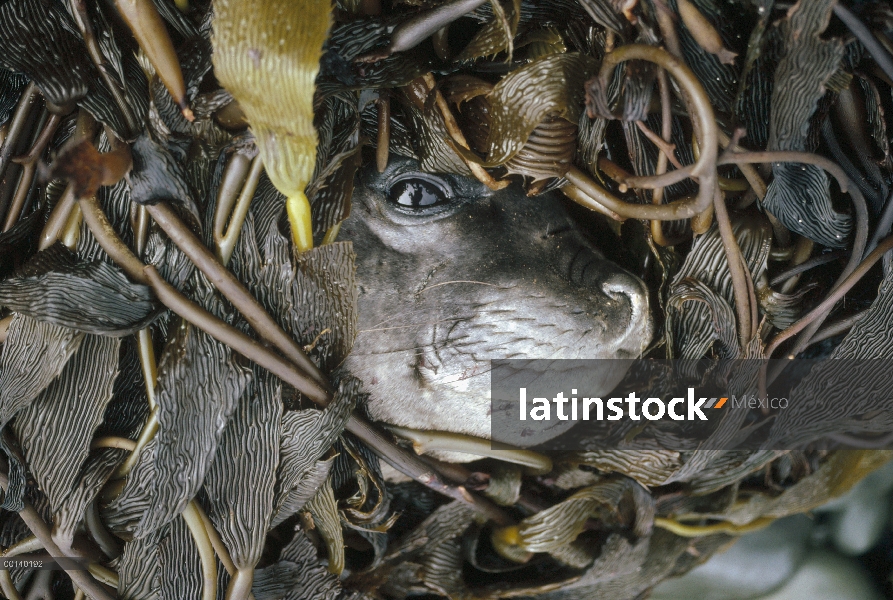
left=0, top=0, right=892, bottom=598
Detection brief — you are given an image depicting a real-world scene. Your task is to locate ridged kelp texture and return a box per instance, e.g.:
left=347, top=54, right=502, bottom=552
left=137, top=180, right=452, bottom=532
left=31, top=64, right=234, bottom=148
left=0, top=314, right=83, bottom=427
left=118, top=529, right=162, bottom=600
left=211, top=0, right=331, bottom=236
left=129, top=135, right=199, bottom=219
left=136, top=324, right=251, bottom=537
left=766, top=270, right=893, bottom=449
left=0, top=69, right=29, bottom=124
left=763, top=0, right=852, bottom=247
left=204, top=368, right=281, bottom=571
left=0, top=0, right=145, bottom=137
left=102, top=437, right=157, bottom=536
left=666, top=217, right=771, bottom=358
left=251, top=527, right=346, bottom=600
left=513, top=477, right=653, bottom=553
left=232, top=177, right=359, bottom=373
left=159, top=517, right=202, bottom=600
left=12, top=334, right=120, bottom=511
left=484, top=53, right=598, bottom=166
left=96, top=337, right=151, bottom=440
left=54, top=448, right=126, bottom=549
left=0, top=246, right=156, bottom=336
left=270, top=379, right=357, bottom=527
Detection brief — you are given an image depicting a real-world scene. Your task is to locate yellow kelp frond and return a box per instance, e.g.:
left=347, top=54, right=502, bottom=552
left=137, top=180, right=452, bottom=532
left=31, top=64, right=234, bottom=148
left=211, top=0, right=331, bottom=252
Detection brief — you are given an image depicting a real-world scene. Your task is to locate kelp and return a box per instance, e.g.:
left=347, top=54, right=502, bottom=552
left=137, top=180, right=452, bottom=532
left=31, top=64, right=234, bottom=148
left=12, top=333, right=120, bottom=513
left=136, top=322, right=251, bottom=537
left=482, top=52, right=598, bottom=166
left=762, top=0, right=853, bottom=248
left=203, top=367, right=281, bottom=595
left=0, top=0, right=892, bottom=597
left=666, top=216, right=771, bottom=358
left=0, top=244, right=157, bottom=336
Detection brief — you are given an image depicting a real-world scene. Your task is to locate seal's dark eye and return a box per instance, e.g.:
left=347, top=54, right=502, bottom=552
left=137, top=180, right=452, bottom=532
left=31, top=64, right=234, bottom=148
left=386, top=175, right=451, bottom=209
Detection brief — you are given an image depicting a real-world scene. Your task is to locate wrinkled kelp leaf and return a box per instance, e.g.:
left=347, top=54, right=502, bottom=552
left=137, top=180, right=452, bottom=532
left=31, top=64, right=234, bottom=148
left=136, top=324, right=251, bottom=537
left=513, top=476, right=653, bottom=553
left=102, top=437, right=157, bottom=536
left=374, top=501, right=478, bottom=599
left=232, top=178, right=359, bottom=372
left=567, top=448, right=682, bottom=487
left=159, top=517, right=202, bottom=600
left=96, top=336, right=151, bottom=440
left=305, top=478, right=345, bottom=575
left=54, top=448, right=126, bottom=550
left=204, top=368, right=281, bottom=570
left=689, top=450, right=892, bottom=527
left=763, top=0, right=852, bottom=247
left=118, top=529, right=162, bottom=600
left=0, top=0, right=89, bottom=108
left=766, top=270, right=893, bottom=449
left=252, top=526, right=350, bottom=600
left=0, top=0, right=145, bottom=138
left=577, top=0, right=626, bottom=34
left=0, top=314, right=83, bottom=427
left=666, top=217, right=771, bottom=358
left=271, top=378, right=357, bottom=527
left=672, top=0, right=743, bottom=114
left=12, top=333, right=119, bottom=511
left=130, top=134, right=201, bottom=222
left=456, top=0, right=521, bottom=62
left=402, top=97, right=472, bottom=176
left=483, top=53, right=598, bottom=165
left=0, top=245, right=157, bottom=336
left=0, top=68, right=28, bottom=124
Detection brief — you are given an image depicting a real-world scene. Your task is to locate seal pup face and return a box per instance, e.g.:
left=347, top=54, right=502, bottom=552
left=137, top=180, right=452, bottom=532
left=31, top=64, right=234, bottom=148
left=340, top=158, right=652, bottom=455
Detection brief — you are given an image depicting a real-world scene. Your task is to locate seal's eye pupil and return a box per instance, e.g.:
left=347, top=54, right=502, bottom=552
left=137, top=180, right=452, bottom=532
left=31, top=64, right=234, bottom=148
left=387, top=177, right=448, bottom=208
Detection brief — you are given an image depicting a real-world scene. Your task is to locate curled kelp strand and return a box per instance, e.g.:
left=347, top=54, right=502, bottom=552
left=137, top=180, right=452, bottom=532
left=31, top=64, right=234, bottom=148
left=766, top=235, right=893, bottom=360
left=833, top=3, right=893, bottom=85
left=560, top=182, right=624, bottom=221
left=420, top=73, right=507, bottom=190
left=376, top=89, right=390, bottom=172
left=144, top=201, right=329, bottom=389
left=712, top=186, right=756, bottom=347
left=180, top=501, right=217, bottom=600
left=0, top=437, right=114, bottom=599
left=564, top=44, right=718, bottom=221
left=718, top=150, right=869, bottom=365
left=455, top=0, right=520, bottom=62
left=387, top=425, right=552, bottom=474
left=112, top=0, right=191, bottom=121
left=0, top=83, right=38, bottom=186
left=214, top=153, right=263, bottom=266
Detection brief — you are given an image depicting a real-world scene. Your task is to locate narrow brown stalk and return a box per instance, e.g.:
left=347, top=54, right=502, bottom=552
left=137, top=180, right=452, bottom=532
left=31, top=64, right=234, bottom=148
left=712, top=185, right=754, bottom=347
left=717, top=150, right=870, bottom=365
left=0, top=457, right=115, bottom=600
left=766, top=236, right=893, bottom=358
left=144, top=202, right=330, bottom=390
left=376, top=90, right=390, bottom=173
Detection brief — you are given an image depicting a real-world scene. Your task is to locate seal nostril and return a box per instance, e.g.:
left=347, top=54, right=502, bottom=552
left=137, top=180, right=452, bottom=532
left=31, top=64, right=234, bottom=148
left=600, top=273, right=652, bottom=356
